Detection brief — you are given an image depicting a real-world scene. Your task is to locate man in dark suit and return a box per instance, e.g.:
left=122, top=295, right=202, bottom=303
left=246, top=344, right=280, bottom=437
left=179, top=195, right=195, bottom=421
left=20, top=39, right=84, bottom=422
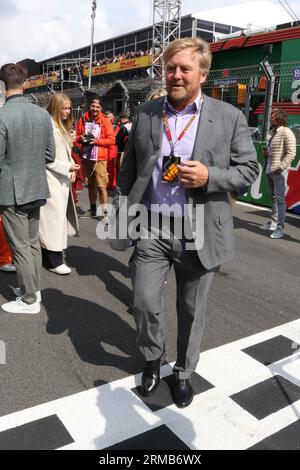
left=110, top=38, right=259, bottom=407
left=0, top=64, right=55, bottom=314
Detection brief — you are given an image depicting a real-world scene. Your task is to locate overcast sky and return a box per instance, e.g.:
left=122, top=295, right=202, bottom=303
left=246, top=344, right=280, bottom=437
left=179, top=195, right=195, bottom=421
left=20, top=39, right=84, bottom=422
left=0, top=0, right=299, bottom=65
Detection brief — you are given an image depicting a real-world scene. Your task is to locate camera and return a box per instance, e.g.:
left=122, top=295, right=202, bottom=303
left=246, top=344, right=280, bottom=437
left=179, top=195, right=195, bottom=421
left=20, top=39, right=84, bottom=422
left=82, top=133, right=94, bottom=144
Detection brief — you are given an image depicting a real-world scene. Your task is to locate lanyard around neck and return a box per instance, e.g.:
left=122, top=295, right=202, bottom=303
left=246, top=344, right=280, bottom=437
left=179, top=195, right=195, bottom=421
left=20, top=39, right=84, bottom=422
left=162, top=98, right=202, bottom=155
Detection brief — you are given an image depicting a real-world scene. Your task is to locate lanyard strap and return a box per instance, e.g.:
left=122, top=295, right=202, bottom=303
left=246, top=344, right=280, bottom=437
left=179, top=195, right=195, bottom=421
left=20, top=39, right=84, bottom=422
left=163, top=110, right=198, bottom=154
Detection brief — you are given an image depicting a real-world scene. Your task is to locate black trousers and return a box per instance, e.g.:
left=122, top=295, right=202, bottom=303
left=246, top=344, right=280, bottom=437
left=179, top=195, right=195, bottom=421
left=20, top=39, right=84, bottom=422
left=41, top=247, right=63, bottom=269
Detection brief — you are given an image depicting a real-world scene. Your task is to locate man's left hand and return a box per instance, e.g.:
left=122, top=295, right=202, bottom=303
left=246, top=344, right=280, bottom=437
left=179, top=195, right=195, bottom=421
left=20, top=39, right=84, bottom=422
left=177, top=160, right=209, bottom=188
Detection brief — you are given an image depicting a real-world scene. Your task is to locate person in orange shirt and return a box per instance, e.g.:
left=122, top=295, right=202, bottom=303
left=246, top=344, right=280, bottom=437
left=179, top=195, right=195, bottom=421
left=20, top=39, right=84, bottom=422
left=76, top=97, right=115, bottom=218
left=0, top=215, right=15, bottom=272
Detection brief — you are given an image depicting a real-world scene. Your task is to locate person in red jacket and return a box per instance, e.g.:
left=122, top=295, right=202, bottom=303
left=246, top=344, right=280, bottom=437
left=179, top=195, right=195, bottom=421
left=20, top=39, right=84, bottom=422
left=104, top=110, right=120, bottom=191
left=76, top=97, right=115, bottom=218
left=0, top=215, right=15, bottom=272
left=70, top=120, right=83, bottom=205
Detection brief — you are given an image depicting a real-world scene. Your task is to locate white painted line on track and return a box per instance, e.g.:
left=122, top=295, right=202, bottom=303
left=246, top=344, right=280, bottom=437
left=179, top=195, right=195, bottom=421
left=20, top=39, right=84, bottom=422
left=0, top=319, right=299, bottom=450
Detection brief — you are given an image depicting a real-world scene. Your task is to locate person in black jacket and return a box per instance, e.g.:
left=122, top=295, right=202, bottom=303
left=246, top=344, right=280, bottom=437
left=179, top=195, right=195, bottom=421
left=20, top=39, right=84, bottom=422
left=116, top=113, right=132, bottom=171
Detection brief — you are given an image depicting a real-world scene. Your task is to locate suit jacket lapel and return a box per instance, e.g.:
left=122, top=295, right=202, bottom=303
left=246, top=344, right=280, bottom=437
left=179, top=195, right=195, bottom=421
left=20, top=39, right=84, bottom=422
left=128, top=98, right=164, bottom=204
left=191, top=95, right=215, bottom=163
left=150, top=97, right=164, bottom=154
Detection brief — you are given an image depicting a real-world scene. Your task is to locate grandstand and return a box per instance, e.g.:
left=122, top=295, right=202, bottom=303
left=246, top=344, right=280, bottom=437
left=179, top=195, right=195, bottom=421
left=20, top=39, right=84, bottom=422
left=18, top=7, right=300, bottom=127
left=19, top=12, right=242, bottom=115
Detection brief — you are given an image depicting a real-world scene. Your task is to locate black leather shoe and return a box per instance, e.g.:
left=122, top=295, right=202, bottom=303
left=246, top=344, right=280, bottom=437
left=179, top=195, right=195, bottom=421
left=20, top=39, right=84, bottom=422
left=173, top=378, right=194, bottom=408
left=140, top=349, right=165, bottom=397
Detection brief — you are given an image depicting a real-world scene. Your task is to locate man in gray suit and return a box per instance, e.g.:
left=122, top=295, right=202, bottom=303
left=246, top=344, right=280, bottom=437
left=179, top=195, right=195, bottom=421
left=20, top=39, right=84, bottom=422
left=0, top=63, right=55, bottom=314
left=110, top=38, right=259, bottom=407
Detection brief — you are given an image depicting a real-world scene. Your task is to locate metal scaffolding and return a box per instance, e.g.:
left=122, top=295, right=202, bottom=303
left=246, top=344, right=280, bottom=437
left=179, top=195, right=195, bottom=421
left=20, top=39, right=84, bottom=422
left=44, top=58, right=85, bottom=93
left=151, top=0, right=182, bottom=83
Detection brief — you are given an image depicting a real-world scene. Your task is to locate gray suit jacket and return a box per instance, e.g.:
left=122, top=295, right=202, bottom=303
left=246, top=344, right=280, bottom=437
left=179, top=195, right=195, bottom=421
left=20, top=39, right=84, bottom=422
left=0, top=95, right=55, bottom=206
left=110, top=95, right=259, bottom=269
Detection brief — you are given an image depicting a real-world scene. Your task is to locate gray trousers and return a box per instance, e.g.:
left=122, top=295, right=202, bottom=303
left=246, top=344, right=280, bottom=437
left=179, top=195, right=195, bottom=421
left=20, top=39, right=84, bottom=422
left=0, top=206, right=41, bottom=304
left=130, top=219, right=215, bottom=380
left=266, top=170, right=288, bottom=229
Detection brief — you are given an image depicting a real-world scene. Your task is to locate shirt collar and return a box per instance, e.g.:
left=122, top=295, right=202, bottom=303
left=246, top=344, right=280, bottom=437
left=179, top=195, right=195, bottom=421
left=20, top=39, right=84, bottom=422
left=165, top=90, right=202, bottom=115
left=5, top=94, right=24, bottom=102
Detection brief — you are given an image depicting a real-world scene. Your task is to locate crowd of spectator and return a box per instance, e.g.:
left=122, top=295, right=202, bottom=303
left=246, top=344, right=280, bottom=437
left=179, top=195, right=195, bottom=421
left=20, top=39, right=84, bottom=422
left=24, top=50, right=153, bottom=86
left=82, top=50, right=152, bottom=69
left=24, top=70, right=60, bottom=87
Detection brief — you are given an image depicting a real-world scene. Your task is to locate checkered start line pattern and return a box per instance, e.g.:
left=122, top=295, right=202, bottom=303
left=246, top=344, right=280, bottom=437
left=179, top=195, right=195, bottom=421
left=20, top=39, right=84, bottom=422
left=0, top=319, right=299, bottom=450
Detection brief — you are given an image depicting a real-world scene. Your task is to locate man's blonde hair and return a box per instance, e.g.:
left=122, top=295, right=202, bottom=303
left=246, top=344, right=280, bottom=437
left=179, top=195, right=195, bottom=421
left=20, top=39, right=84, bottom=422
left=163, top=37, right=212, bottom=76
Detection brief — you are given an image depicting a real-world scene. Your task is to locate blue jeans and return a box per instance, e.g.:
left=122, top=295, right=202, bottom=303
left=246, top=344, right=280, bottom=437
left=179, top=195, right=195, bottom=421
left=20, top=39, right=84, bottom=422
left=266, top=170, right=288, bottom=229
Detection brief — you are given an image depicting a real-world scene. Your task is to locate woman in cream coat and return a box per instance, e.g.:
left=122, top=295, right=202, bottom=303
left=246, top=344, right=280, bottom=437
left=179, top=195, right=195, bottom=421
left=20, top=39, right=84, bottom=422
left=39, top=93, right=80, bottom=274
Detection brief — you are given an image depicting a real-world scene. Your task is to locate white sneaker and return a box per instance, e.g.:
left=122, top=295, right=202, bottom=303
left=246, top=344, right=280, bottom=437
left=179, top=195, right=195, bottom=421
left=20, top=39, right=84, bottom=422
left=1, top=298, right=40, bottom=314
left=96, top=206, right=110, bottom=220
left=11, top=287, right=42, bottom=303
left=49, top=264, right=71, bottom=275
left=0, top=263, right=16, bottom=272
left=270, top=228, right=284, bottom=239
left=259, top=221, right=277, bottom=231
left=97, top=214, right=110, bottom=226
